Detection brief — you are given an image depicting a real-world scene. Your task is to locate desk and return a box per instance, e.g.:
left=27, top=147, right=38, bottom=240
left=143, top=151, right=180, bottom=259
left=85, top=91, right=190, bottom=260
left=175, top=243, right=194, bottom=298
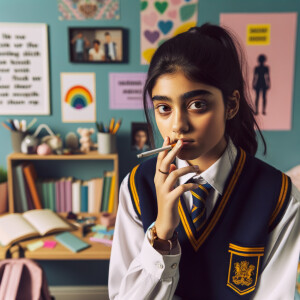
left=0, top=215, right=112, bottom=260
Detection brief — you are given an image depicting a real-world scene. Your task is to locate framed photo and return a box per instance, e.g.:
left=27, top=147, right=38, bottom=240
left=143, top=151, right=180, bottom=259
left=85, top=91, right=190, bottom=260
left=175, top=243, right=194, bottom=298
left=0, top=23, right=50, bottom=115
left=131, top=122, right=151, bottom=152
left=69, top=27, right=126, bottom=63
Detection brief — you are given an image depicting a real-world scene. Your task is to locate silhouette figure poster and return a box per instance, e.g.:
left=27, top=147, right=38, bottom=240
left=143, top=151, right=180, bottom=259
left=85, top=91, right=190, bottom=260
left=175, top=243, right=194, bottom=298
left=220, top=13, right=297, bottom=130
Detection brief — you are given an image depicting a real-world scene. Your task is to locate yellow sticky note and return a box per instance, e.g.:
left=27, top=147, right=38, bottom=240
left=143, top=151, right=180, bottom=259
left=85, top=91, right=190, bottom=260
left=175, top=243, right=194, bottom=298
left=247, top=24, right=271, bottom=45
left=27, top=240, right=44, bottom=251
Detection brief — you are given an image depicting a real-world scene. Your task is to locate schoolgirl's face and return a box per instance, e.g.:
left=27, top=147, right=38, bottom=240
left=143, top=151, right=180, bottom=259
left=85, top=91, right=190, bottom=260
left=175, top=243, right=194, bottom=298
left=152, top=70, right=228, bottom=166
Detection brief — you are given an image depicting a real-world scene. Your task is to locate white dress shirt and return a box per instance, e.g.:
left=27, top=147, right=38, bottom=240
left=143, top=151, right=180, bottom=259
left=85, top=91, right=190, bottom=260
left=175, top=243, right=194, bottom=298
left=109, top=140, right=300, bottom=300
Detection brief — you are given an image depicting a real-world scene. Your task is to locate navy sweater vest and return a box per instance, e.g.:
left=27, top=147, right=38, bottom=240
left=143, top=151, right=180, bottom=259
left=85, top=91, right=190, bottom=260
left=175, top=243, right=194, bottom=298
left=128, top=148, right=291, bottom=299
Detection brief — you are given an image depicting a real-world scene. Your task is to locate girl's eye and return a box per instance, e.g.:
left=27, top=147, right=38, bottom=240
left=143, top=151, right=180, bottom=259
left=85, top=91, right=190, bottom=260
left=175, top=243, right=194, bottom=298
left=156, top=105, right=171, bottom=114
left=188, top=100, right=207, bottom=111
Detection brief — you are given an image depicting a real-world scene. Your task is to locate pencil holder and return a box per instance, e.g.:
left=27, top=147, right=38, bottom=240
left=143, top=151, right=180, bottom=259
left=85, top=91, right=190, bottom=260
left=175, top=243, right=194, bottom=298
left=10, top=131, right=26, bottom=152
left=97, top=132, right=116, bottom=154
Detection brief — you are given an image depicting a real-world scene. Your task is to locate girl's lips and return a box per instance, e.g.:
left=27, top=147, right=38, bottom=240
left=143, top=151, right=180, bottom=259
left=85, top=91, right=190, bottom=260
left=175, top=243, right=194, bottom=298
left=172, top=139, right=195, bottom=144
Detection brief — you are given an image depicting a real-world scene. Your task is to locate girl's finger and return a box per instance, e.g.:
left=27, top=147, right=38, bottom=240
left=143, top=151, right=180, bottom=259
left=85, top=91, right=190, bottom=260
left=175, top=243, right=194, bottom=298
left=169, top=182, right=199, bottom=200
left=156, top=136, right=171, bottom=173
left=159, top=139, right=183, bottom=174
left=165, top=165, right=199, bottom=188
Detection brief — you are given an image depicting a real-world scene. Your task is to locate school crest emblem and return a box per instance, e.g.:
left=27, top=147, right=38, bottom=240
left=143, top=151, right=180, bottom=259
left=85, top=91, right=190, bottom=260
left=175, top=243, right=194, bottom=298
left=227, top=243, right=264, bottom=296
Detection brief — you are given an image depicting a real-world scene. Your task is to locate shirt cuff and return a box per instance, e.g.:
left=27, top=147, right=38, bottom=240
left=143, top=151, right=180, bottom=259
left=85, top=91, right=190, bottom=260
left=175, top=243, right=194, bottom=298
left=139, top=229, right=181, bottom=280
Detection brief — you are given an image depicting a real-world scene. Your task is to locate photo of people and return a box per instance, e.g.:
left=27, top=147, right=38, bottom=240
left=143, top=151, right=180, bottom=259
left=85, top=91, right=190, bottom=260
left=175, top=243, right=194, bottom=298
left=131, top=122, right=151, bottom=152
left=69, top=27, right=124, bottom=63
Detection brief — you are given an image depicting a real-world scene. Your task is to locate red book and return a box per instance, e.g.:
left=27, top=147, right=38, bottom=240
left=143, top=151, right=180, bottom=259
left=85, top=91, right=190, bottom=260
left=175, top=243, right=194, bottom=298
left=23, top=163, right=42, bottom=209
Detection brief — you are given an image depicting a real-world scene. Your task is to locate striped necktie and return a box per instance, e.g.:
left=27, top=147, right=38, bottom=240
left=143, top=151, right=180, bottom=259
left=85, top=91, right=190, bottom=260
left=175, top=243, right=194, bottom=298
left=191, top=183, right=212, bottom=232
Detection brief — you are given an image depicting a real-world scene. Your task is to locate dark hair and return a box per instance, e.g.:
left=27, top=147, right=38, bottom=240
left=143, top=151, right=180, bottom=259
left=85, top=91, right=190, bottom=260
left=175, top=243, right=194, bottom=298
left=258, top=54, right=266, bottom=64
left=105, top=32, right=110, bottom=36
left=93, top=39, right=100, bottom=45
left=143, top=23, right=266, bottom=155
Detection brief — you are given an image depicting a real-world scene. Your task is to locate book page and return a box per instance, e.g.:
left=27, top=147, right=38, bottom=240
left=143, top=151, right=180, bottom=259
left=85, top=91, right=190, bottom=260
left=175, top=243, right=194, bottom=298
left=0, top=214, right=39, bottom=246
left=23, top=209, right=72, bottom=236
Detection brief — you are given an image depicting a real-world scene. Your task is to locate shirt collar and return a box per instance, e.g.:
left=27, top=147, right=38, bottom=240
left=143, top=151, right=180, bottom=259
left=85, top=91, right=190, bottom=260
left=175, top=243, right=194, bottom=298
left=176, top=139, right=237, bottom=195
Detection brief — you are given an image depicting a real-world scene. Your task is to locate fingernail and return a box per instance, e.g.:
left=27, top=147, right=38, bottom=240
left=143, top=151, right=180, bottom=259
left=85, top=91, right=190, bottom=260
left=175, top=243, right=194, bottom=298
left=164, top=137, right=168, bottom=142
left=177, top=140, right=182, bottom=147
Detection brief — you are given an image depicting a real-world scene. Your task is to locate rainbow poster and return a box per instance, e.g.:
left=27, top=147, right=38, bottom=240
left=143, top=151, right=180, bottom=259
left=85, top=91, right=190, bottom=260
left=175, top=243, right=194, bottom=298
left=61, top=73, right=96, bottom=122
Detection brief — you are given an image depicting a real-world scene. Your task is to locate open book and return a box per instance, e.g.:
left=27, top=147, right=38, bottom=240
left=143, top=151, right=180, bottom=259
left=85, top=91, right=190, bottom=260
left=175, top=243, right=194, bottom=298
left=0, top=209, right=72, bottom=246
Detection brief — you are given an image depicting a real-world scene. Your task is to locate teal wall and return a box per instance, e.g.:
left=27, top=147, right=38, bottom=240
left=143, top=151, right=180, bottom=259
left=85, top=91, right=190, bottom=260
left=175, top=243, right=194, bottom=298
left=0, top=0, right=299, bottom=287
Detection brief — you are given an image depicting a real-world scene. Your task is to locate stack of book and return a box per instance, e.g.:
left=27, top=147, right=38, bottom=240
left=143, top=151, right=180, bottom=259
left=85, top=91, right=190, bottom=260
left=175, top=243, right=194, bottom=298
left=13, top=163, right=116, bottom=213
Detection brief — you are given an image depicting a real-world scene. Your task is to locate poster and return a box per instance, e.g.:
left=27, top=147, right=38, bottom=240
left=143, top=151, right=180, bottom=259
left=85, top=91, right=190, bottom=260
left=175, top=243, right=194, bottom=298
left=57, top=0, right=120, bottom=20
left=140, top=0, right=198, bottom=64
left=109, top=73, right=147, bottom=109
left=220, top=13, right=297, bottom=130
left=61, top=73, right=96, bottom=123
left=0, top=23, right=50, bottom=115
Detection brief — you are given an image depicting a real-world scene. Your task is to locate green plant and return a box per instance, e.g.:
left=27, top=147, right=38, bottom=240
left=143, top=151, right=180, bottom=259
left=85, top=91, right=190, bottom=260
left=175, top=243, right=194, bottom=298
left=0, top=167, right=7, bottom=184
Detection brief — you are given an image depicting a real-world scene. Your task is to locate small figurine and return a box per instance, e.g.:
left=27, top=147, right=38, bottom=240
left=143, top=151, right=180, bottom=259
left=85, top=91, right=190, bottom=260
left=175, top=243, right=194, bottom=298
left=77, top=127, right=95, bottom=153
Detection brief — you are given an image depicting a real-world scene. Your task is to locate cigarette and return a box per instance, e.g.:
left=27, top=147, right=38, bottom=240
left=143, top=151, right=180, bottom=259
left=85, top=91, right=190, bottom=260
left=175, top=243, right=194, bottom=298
left=137, top=143, right=176, bottom=158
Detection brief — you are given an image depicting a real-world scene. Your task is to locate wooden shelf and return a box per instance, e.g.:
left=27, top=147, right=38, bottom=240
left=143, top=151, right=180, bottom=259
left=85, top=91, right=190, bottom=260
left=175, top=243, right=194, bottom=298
left=4, top=152, right=119, bottom=260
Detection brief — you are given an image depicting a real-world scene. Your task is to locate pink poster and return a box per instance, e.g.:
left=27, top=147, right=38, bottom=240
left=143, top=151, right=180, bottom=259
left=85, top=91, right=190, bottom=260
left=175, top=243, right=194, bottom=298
left=140, top=0, right=198, bottom=65
left=220, top=13, right=297, bottom=130
left=109, top=73, right=147, bottom=109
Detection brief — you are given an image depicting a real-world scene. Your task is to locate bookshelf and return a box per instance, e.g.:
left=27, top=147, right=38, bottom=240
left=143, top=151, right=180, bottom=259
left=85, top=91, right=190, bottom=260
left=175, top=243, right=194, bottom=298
left=5, top=151, right=119, bottom=260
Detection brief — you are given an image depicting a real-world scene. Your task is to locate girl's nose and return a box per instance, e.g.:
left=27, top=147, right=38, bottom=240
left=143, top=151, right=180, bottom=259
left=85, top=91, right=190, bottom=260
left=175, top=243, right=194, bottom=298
left=172, top=110, right=189, bottom=133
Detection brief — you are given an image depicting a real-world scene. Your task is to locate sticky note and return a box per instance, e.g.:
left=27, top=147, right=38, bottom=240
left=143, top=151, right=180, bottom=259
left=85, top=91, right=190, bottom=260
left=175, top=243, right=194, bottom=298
left=43, top=240, right=57, bottom=249
left=27, top=240, right=44, bottom=251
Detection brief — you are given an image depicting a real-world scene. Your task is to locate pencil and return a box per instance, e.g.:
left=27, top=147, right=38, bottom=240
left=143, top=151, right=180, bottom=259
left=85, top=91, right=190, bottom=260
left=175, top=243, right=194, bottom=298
left=109, top=118, right=115, bottom=133
left=137, top=143, right=177, bottom=158
left=112, top=119, right=122, bottom=134
left=1, top=122, right=12, bottom=131
left=26, top=118, right=37, bottom=131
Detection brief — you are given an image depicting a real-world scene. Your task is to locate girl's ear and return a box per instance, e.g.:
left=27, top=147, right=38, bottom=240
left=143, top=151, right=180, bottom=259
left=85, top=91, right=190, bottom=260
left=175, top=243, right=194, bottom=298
left=226, top=90, right=240, bottom=120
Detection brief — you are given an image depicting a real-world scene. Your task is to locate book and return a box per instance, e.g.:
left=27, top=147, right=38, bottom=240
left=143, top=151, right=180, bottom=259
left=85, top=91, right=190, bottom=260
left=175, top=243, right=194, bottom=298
left=108, top=173, right=116, bottom=213
left=13, top=164, right=27, bottom=212
left=48, top=180, right=56, bottom=211
left=55, top=180, right=61, bottom=212
left=72, top=179, right=81, bottom=213
left=94, top=177, right=104, bottom=212
left=80, top=181, right=88, bottom=212
left=23, top=163, right=43, bottom=209
left=41, top=181, right=48, bottom=209
left=101, top=171, right=113, bottom=212
left=55, top=232, right=90, bottom=253
left=87, top=178, right=103, bottom=213
left=0, top=209, right=72, bottom=246
left=59, top=178, right=66, bottom=212
left=65, top=177, right=73, bottom=212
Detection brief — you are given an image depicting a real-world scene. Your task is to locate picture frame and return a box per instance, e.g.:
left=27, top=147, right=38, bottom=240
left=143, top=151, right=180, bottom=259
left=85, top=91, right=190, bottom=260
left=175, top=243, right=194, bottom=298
left=69, top=27, right=127, bottom=63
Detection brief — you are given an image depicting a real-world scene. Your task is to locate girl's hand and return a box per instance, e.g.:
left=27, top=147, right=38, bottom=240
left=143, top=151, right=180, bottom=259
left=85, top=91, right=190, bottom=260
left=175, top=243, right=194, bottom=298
left=154, top=137, right=199, bottom=240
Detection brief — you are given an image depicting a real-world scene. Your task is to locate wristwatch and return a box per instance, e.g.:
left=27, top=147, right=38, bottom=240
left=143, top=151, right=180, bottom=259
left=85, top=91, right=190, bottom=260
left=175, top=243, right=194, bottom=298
left=148, top=225, right=178, bottom=255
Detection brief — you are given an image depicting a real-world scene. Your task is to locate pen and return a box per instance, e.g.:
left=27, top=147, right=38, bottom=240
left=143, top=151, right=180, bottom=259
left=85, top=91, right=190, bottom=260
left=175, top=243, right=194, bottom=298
left=26, top=118, right=37, bottom=131
left=137, top=143, right=177, bottom=158
left=13, top=119, right=20, bottom=131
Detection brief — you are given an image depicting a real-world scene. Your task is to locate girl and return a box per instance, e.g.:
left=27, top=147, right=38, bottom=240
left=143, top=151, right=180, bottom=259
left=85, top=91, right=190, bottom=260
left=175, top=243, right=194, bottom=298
left=109, top=23, right=300, bottom=299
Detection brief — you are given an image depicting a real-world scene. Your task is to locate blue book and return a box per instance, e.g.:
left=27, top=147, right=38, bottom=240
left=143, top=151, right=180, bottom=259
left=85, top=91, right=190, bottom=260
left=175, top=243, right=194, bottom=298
left=55, top=232, right=90, bottom=253
left=80, top=181, right=88, bottom=212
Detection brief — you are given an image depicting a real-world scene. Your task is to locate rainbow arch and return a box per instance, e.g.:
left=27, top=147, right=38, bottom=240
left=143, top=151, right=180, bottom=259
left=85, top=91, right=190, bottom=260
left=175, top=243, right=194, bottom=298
left=65, top=85, right=93, bottom=109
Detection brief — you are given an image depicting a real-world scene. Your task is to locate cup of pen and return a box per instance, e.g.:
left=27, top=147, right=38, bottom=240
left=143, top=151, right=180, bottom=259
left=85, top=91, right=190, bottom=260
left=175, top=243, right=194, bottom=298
left=11, top=131, right=26, bottom=152
left=97, top=132, right=117, bottom=154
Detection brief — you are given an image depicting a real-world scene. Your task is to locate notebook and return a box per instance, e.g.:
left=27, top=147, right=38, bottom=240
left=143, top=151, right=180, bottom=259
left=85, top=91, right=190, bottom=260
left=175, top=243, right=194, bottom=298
left=55, top=232, right=90, bottom=253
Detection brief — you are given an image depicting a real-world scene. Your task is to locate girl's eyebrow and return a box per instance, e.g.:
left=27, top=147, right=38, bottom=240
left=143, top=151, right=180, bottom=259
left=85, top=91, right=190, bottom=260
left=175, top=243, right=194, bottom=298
left=152, top=89, right=213, bottom=102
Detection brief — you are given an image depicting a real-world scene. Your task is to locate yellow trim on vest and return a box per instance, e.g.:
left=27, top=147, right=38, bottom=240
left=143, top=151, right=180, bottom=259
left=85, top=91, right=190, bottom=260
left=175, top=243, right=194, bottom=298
left=269, top=173, right=288, bottom=227
left=179, top=149, right=246, bottom=252
left=130, top=165, right=141, bottom=216
left=229, top=243, right=264, bottom=253
left=228, top=250, right=264, bottom=257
